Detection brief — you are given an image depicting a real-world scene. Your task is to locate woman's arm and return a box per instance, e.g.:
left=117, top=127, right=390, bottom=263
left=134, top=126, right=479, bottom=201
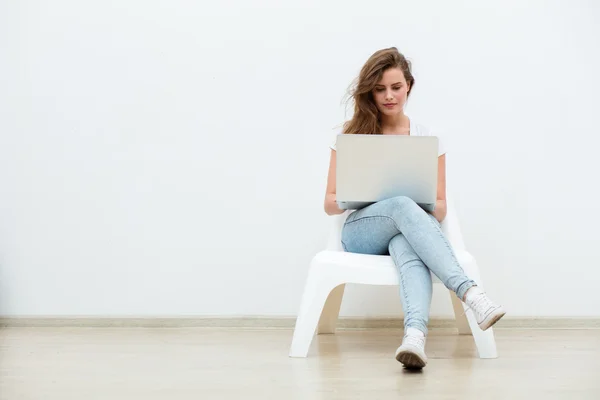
left=324, top=150, right=345, bottom=215
left=431, top=154, right=447, bottom=223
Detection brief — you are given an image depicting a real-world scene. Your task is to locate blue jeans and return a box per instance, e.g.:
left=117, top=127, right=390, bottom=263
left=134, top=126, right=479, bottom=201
left=341, top=196, right=476, bottom=335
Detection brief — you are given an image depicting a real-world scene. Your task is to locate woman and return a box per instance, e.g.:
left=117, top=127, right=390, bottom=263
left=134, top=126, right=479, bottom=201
left=324, top=47, right=505, bottom=369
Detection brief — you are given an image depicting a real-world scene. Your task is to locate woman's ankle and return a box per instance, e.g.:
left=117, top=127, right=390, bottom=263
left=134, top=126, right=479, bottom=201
left=462, top=285, right=482, bottom=302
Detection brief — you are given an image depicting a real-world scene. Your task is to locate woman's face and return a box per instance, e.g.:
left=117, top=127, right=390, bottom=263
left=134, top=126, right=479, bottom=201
left=371, top=68, right=410, bottom=116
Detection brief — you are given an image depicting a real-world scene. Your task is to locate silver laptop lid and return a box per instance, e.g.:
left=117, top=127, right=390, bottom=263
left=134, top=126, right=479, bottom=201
left=336, top=134, right=438, bottom=210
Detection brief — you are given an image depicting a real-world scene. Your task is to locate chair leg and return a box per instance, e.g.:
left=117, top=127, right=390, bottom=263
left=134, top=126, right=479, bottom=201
left=465, top=309, right=498, bottom=358
left=449, top=289, right=498, bottom=358
left=450, top=291, right=471, bottom=335
left=289, top=268, right=339, bottom=358
left=455, top=252, right=498, bottom=358
left=317, top=284, right=345, bottom=334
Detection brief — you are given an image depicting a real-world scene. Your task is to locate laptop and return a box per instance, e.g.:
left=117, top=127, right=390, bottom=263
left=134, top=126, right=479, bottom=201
left=335, top=134, right=439, bottom=212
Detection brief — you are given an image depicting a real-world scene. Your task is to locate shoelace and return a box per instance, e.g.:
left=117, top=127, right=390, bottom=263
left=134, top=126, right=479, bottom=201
left=466, top=292, right=495, bottom=319
left=403, top=334, right=425, bottom=349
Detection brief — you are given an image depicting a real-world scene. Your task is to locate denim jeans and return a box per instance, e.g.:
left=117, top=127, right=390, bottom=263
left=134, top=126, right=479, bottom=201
left=341, top=196, right=476, bottom=335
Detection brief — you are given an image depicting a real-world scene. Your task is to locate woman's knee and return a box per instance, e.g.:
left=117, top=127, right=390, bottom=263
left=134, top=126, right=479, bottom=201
left=387, top=195, right=420, bottom=214
left=390, top=195, right=417, bottom=207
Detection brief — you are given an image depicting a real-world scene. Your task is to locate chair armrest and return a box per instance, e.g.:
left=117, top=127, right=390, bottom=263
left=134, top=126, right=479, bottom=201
left=441, top=197, right=466, bottom=253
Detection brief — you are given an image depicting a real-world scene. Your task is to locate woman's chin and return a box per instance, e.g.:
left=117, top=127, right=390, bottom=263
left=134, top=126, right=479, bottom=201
left=379, top=108, right=403, bottom=116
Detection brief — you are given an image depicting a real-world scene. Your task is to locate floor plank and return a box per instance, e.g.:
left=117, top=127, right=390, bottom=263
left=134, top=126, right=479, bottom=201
left=1, top=327, right=599, bottom=399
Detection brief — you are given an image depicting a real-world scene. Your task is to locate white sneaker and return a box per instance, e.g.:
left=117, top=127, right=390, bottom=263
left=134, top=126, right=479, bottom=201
left=464, top=286, right=506, bottom=331
left=395, top=327, right=427, bottom=369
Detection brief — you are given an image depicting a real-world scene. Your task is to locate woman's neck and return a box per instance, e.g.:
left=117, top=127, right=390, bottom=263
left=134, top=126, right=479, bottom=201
left=380, top=113, right=410, bottom=135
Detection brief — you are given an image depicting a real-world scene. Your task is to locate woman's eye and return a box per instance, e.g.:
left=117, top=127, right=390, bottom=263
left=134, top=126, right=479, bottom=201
left=375, top=88, right=385, bottom=92
left=393, top=86, right=402, bottom=90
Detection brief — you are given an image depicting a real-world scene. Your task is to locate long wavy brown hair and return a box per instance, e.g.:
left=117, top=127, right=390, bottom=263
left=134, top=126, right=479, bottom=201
left=343, top=47, right=415, bottom=134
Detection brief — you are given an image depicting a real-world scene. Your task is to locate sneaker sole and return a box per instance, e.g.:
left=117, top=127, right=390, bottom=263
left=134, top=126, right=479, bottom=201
left=479, top=307, right=506, bottom=331
left=395, top=349, right=427, bottom=369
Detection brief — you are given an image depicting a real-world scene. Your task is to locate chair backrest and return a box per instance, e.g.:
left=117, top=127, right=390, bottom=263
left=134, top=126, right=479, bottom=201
left=325, top=196, right=466, bottom=253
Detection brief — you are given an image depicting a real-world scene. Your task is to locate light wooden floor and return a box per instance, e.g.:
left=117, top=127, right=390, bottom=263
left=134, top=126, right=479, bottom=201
left=1, top=327, right=599, bottom=400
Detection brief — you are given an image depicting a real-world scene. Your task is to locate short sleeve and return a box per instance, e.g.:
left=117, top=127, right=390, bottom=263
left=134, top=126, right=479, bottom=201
left=437, top=136, right=446, bottom=156
left=330, top=130, right=343, bottom=151
left=413, top=122, right=446, bottom=156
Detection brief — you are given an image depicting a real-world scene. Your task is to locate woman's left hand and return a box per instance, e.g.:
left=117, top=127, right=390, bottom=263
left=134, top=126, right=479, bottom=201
left=432, top=199, right=447, bottom=223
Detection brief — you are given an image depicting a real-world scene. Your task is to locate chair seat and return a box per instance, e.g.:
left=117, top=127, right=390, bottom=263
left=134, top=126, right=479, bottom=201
left=312, top=249, right=474, bottom=286
left=289, top=198, right=498, bottom=359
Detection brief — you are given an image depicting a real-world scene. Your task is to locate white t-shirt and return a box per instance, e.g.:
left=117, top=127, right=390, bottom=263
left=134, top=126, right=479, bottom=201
left=330, top=121, right=446, bottom=156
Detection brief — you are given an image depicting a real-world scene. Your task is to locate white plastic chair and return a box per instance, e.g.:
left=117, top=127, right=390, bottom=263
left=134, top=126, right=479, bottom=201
left=289, top=198, right=498, bottom=358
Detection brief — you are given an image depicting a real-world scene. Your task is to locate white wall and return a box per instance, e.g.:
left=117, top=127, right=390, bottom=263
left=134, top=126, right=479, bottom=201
left=1, top=0, right=599, bottom=318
